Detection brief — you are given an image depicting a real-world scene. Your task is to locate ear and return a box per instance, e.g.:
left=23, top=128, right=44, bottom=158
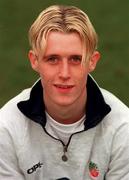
left=88, top=51, right=100, bottom=73
left=28, top=50, right=39, bottom=72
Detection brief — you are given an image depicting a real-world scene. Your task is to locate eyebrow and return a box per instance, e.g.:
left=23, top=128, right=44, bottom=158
left=43, top=54, right=59, bottom=59
left=44, top=54, right=82, bottom=58
left=69, top=55, right=82, bottom=58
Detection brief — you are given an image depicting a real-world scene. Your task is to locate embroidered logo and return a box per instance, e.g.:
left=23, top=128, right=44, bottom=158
left=89, top=161, right=100, bottom=179
left=27, top=162, right=43, bottom=174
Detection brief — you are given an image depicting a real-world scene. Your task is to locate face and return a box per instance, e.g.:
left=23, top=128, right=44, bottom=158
left=29, top=31, right=100, bottom=108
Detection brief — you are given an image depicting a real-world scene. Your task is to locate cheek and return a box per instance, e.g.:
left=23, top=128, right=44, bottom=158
left=76, top=68, right=88, bottom=80
left=76, top=69, right=88, bottom=87
left=38, top=65, right=54, bottom=78
left=78, top=76, right=87, bottom=88
left=39, top=69, right=55, bottom=87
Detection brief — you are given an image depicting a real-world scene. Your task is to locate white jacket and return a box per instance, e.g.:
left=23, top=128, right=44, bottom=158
left=0, top=76, right=129, bottom=180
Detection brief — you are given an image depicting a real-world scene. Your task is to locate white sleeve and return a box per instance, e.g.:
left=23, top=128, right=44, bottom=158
left=105, top=122, right=129, bottom=180
left=0, top=125, right=25, bottom=180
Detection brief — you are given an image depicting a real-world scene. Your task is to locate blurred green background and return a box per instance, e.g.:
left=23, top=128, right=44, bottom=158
left=0, top=0, right=129, bottom=107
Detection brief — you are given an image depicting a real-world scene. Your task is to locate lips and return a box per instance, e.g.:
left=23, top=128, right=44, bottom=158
left=54, top=84, right=74, bottom=89
left=54, top=84, right=74, bottom=93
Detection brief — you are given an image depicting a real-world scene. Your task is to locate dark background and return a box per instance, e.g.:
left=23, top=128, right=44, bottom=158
left=0, top=0, right=129, bottom=107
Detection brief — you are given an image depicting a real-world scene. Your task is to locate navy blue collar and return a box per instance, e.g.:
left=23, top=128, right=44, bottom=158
left=17, top=75, right=111, bottom=130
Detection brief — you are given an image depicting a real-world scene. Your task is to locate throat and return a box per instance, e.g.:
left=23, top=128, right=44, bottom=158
left=45, top=111, right=86, bottom=145
left=46, top=105, right=85, bottom=124
left=44, top=88, right=87, bottom=124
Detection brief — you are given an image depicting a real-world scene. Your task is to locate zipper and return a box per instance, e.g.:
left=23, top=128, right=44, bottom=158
left=61, top=134, right=73, bottom=162
left=62, top=145, right=68, bottom=162
left=44, top=126, right=71, bottom=161
left=44, top=127, right=85, bottom=162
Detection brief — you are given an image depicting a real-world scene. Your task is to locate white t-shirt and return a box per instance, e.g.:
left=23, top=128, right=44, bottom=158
left=45, top=112, right=85, bottom=145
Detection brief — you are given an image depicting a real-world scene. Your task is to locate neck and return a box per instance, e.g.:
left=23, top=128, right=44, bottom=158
left=44, top=91, right=87, bottom=124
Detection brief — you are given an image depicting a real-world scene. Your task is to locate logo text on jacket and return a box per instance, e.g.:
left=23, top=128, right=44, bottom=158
left=27, top=162, right=43, bottom=174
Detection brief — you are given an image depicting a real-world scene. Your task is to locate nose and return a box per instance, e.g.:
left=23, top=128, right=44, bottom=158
left=59, top=59, right=70, bottom=80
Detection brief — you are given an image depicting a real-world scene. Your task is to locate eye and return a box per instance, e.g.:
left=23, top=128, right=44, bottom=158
left=46, top=55, right=59, bottom=64
left=70, top=55, right=82, bottom=65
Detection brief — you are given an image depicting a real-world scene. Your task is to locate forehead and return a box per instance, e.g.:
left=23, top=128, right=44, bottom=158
left=44, top=31, right=83, bottom=55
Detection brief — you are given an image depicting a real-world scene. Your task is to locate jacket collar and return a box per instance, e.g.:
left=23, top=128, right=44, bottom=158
left=17, top=75, right=111, bottom=130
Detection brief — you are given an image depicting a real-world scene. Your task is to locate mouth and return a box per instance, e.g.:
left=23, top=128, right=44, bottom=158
left=54, top=84, right=74, bottom=89
left=54, top=84, right=74, bottom=92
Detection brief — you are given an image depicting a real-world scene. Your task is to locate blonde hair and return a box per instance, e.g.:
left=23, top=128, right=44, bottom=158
left=29, top=5, right=98, bottom=64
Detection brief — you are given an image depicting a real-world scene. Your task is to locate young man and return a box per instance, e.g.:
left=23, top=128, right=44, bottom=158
left=0, top=5, right=129, bottom=180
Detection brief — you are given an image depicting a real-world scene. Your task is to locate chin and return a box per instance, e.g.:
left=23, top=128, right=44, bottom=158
left=55, top=99, right=75, bottom=107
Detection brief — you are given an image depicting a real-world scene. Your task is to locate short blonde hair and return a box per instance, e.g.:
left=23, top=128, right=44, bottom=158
left=29, top=5, right=98, bottom=64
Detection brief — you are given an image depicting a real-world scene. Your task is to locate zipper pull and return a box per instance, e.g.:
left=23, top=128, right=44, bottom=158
left=62, top=145, right=68, bottom=162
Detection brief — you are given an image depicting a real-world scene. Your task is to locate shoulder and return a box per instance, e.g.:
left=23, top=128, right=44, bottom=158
left=0, top=88, right=31, bottom=128
left=96, top=89, right=129, bottom=157
left=100, top=88, right=129, bottom=130
left=0, top=88, right=33, bottom=149
left=101, top=88, right=129, bottom=113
